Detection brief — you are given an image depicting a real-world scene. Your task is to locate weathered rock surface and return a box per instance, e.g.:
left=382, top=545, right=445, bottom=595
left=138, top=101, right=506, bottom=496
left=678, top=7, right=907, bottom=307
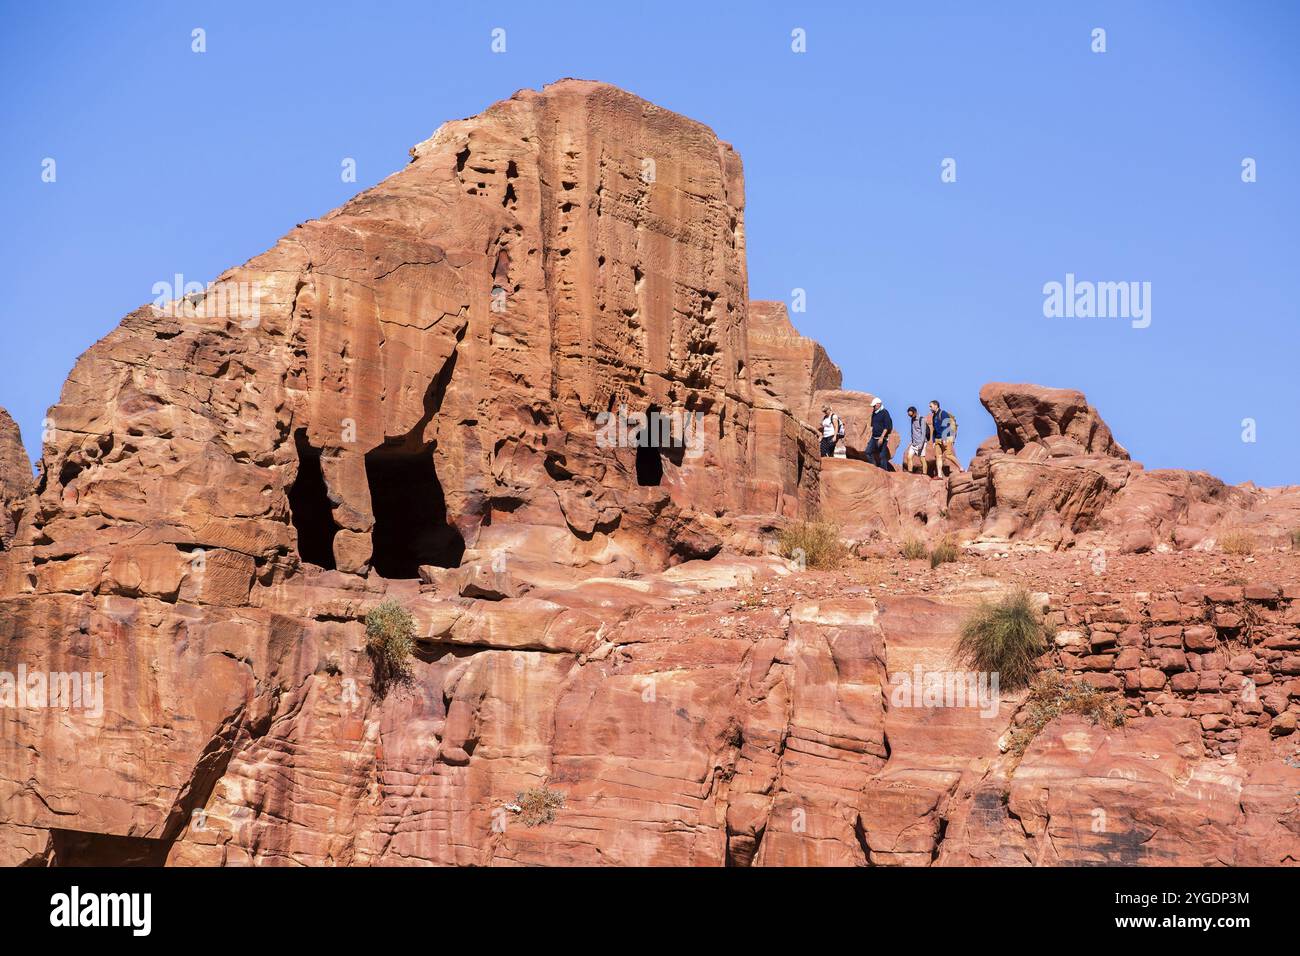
left=0, top=82, right=1296, bottom=868
left=747, top=301, right=841, bottom=422
left=0, top=408, right=31, bottom=550
left=980, top=382, right=1128, bottom=460
left=820, top=458, right=945, bottom=542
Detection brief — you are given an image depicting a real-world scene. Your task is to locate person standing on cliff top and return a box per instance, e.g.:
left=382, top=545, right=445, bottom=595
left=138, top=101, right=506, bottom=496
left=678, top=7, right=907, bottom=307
left=819, top=407, right=840, bottom=458
left=867, top=398, right=893, bottom=470
left=903, top=406, right=929, bottom=474
left=929, top=400, right=963, bottom=477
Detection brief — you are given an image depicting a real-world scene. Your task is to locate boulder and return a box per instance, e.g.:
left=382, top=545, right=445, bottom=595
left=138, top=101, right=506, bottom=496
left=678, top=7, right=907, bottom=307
left=979, top=382, right=1129, bottom=459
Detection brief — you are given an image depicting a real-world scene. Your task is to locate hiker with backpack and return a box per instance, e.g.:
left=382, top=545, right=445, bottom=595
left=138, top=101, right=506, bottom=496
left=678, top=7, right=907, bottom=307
left=903, top=406, right=929, bottom=474
left=928, top=400, right=962, bottom=477
left=866, top=397, right=893, bottom=470
left=819, top=407, right=843, bottom=458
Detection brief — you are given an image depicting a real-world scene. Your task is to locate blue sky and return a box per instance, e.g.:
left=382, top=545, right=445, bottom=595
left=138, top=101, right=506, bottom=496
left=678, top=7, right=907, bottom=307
left=2, top=1, right=1297, bottom=485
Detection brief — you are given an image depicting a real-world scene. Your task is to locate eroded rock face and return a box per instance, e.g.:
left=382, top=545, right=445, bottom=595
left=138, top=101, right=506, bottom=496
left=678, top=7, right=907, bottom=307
left=941, top=716, right=1300, bottom=867
left=0, top=80, right=812, bottom=865
left=9, top=79, right=820, bottom=600
left=980, top=382, right=1129, bottom=460
left=820, top=459, right=945, bottom=541
left=0, top=408, right=31, bottom=550
left=0, top=82, right=1296, bottom=869
left=747, top=301, right=841, bottom=422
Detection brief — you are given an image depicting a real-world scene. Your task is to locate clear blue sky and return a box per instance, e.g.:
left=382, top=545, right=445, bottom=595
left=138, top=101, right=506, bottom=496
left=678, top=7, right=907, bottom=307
left=2, top=1, right=1297, bottom=485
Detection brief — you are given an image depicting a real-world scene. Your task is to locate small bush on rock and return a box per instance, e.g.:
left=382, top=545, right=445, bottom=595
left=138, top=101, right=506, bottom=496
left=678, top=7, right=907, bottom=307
left=1220, top=531, right=1256, bottom=555
left=1008, top=670, right=1125, bottom=756
left=955, top=588, right=1051, bottom=690
left=365, top=599, right=415, bottom=692
left=929, top=537, right=959, bottom=568
left=778, top=517, right=848, bottom=570
left=516, top=786, right=566, bottom=827
left=901, top=538, right=928, bottom=560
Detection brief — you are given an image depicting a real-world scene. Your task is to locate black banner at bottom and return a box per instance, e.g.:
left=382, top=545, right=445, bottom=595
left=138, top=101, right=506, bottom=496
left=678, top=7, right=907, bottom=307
left=0, top=865, right=1277, bottom=943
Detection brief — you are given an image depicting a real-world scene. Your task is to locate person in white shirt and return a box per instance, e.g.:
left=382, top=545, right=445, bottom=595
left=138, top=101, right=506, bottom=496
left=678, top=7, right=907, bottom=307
left=819, top=407, right=840, bottom=458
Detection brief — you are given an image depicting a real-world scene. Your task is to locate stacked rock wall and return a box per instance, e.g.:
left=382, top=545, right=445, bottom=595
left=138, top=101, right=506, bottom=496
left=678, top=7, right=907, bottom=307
left=1045, top=583, right=1300, bottom=753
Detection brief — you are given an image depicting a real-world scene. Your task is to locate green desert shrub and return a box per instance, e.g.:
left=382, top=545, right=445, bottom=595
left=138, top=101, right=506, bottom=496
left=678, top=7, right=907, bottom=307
left=1219, top=531, right=1256, bottom=555
left=954, top=588, right=1051, bottom=690
left=1007, top=670, right=1125, bottom=756
left=516, top=786, right=566, bottom=827
left=365, top=599, right=415, bottom=691
left=901, top=538, right=928, bottom=560
left=778, top=517, right=848, bottom=570
left=929, top=537, right=959, bottom=568
left=1290, top=528, right=1300, bottom=550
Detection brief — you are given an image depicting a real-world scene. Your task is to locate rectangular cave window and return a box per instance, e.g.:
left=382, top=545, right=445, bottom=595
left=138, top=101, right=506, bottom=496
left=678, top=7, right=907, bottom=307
left=288, top=428, right=339, bottom=570
left=635, top=406, right=664, bottom=487
left=365, top=441, right=464, bottom=578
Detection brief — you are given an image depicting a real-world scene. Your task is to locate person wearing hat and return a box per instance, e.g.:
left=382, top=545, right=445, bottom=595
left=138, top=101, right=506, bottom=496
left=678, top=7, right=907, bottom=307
left=866, top=397, right=893, bottom=470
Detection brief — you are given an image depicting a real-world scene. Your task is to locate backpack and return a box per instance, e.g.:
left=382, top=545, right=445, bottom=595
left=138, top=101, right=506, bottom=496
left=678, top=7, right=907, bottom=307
left=835, top=415, right=846, bottom=439
left=937, top=411, right=958, bottom=440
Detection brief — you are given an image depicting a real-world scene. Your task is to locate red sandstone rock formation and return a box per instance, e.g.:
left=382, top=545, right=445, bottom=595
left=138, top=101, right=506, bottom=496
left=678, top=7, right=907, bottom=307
left=0, top=82, right=1296, bottom=868
left=980, top=382, right=1129, bottom=460
left=747, top=301, right=841, bottom=420
left=0, top=409, right=30, bottom=550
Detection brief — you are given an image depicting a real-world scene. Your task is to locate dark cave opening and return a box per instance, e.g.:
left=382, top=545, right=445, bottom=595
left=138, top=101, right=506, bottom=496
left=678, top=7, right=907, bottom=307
left=365, top=442, right=465, bottom=578
left=636, top=442, right=663, bottom=487
left=635, top=406, right=664, bottom=487
left=288, top=428, right=338, bottom=570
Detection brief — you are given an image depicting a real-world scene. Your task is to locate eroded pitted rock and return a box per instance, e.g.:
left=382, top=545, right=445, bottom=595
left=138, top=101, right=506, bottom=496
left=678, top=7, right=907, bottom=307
left=980, top=382, right=1129, bottom=460
left=0, top=408, right=31, bottom=550
left=17, top=78, right=819, bottom=603
left=0, top=80, right=823, bottom=864
left=1, top=80, right=1297, bottom=869
left=747, top=301, right=841, bottom=422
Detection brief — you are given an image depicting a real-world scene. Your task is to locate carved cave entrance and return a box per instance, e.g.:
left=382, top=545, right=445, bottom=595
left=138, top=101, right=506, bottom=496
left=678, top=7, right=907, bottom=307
left=289, top=428, right=339, bottom=570
left=365, top=440, right=464, bottom=578
left=635, top=404, right=669, bottom=487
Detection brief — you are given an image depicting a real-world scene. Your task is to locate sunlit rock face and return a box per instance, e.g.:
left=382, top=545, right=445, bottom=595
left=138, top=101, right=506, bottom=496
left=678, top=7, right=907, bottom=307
left=0, top=82, right=1296, bottom=868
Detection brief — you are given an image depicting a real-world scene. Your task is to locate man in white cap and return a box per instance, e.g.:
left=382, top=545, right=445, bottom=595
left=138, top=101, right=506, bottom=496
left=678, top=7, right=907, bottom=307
left=866, top=397, right=893, bottom=470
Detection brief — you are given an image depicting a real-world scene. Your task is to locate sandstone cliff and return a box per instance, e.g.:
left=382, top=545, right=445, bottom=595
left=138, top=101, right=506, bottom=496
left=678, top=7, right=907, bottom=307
left=0, top=81, right=1296, bottom=867
left=0, top=409, right=30, bottom=550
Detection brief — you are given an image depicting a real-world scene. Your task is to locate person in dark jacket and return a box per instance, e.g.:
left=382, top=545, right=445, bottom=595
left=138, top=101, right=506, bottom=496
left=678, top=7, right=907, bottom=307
left=928, top=400, right=963, bottom=477
left=866, top=397, right=893, bottom=470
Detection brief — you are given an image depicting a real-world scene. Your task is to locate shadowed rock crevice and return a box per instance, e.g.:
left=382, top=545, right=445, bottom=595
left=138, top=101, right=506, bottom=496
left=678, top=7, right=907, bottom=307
left=635, top=437, right=663, bottom=488
left=366, top=442, right=465, bottom=577
left=48, top=829, right=171, bottom=867
left=288, top=429, right=339, bottom=570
